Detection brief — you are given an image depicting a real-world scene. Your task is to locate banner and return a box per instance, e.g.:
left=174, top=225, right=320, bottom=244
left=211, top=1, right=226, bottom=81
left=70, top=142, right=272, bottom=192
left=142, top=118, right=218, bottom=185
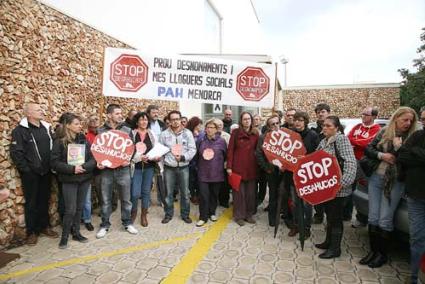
left=262, top=128, right=306, bottom=172
left=292, top=150, right=342, bottom=205
left=102, top=47, right=276, bottom=108
left=91, top=130, right=135, bottom=168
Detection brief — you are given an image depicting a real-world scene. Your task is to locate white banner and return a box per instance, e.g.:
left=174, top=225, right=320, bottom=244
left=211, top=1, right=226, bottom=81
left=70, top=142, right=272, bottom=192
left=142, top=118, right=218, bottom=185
left=102, top=47, right=276, bottom=108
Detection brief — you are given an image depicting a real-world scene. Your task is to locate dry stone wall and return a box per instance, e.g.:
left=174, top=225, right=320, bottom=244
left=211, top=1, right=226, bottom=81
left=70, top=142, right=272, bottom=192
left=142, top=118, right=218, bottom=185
left=281, top=86, right=400, bottom=120
left=0, top=0, right=177, bottom=248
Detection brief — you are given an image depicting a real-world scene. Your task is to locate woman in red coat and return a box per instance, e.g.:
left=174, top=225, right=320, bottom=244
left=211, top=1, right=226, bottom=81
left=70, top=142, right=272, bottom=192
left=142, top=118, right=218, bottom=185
left=227, top=112, right=259, bottom=226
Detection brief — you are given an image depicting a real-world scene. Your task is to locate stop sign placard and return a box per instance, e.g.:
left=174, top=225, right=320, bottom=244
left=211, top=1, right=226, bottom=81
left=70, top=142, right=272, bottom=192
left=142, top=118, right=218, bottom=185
left=91, top=130, right=135, bottom=169
left=110, top=54, right=148, bottom=92
left=236, top=67, right=270, bottom=101
left=293, top=150, right=342, bottom=206
left=262, top=128, right=306, bottom=172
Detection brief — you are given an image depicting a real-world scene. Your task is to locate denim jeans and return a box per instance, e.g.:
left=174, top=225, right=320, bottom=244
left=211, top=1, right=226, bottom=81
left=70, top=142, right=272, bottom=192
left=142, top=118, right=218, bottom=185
left=62, top=180, right=90, bottom=236
left=368, top=173, right=405, bottom=231
left=164, top=166, right=190, bottom=219
left=131, top=166, right=155, bottom=210
left=407, top=197, right=425, bottom=284
left=100, top=167, right=132, bottom=228
left=82, top=184, right=92, bottom=223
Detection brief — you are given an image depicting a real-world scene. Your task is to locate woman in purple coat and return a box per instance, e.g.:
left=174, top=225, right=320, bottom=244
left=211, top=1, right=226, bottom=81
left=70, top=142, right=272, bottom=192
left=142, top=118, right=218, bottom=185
left=195, top=119, right=227, bottom=227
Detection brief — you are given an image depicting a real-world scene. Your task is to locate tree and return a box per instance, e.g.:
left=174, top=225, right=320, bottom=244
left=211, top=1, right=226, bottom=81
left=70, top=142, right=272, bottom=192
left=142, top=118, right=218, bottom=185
left=399, top=28, right=425, bottom=112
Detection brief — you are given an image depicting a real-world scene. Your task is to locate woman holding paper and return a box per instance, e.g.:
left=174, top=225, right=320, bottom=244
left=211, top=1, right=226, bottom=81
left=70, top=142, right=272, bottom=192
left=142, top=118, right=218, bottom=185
left=195, top=119, right=227, bottom=227
left=51, top=113, right=96, bottom=249
left=130, top=112, right=159, bottom=227
left=227, top=112, right=259, bottom=226
left=314, top=116, right=357, bottom=259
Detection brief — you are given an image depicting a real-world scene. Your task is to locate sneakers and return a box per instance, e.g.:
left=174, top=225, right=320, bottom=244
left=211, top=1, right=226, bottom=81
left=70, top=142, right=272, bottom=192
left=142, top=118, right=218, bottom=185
left=72, top=233, right=89, bottom=243
left=125, top=225, right=138, bottom=235
left=96, top=228, right=109, bottom=239
left=196, top=220, right=206, bottom=227
left=236, top=219, right=245, bottom=226
left=209, top=215, right=218, bottom=222
left=351, top=219, right=367, bottom=228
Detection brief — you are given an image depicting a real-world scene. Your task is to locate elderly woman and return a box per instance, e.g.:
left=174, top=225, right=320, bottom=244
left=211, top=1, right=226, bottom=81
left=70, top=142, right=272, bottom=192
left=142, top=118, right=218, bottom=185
left=227, top=112, right=259, bottom=226
left=314, top=116, right=357, bottom=259
left=195, top=119, right=227, bottom=227
left=360, top=106, right=419, bottom=268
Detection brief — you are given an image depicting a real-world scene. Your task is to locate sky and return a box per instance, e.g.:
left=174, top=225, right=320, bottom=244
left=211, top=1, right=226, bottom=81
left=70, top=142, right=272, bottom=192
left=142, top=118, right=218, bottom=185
left=41, top=0, right=425, bottom=87
left=252, top=0, right=425, bottom=86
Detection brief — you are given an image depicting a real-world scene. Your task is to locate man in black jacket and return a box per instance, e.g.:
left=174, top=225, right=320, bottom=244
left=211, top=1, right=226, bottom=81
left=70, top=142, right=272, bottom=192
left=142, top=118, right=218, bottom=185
left=10, top=103, right=59, bottom=245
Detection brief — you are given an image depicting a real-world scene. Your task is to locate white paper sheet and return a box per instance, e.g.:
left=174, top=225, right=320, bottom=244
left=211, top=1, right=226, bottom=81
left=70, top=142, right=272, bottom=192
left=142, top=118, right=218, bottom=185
left=146, top=143, right=170, bottom=160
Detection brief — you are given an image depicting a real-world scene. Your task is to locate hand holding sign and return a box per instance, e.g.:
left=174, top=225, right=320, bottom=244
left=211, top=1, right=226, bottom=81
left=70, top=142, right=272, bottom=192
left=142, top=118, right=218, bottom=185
left=262, top=128, right=306, bottom=172
left=171, top=144, right=183, bottom=161
left=293, top=150, right=342, bottom=205
left=91, top=130, right=135, bottom=169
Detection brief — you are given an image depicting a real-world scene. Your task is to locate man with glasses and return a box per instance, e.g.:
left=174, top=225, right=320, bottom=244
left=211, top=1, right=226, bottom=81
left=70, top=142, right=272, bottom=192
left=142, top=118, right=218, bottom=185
left=159, top=111, right=196, bottom=224
left=347, top=107, right=381, bottom=227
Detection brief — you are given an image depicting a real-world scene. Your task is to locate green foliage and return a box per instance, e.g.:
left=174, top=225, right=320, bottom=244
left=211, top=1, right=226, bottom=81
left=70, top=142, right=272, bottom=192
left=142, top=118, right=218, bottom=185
left=399, top=28, right=425, bottom=112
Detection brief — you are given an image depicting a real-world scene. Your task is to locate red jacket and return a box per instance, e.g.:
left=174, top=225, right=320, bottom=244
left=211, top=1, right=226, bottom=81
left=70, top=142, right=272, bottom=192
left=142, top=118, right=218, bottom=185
left=347, top=123, right=381, bottom=160
left=227, top=129, right=259, bottom=181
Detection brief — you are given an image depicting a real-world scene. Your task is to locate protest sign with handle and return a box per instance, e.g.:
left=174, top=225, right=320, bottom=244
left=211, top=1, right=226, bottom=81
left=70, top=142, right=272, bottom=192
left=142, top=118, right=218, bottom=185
left=91, top=130, right=134, bottom=168
left=292, top=150, right=342, bottom=205
left=262, top=128, right=306, bottom=172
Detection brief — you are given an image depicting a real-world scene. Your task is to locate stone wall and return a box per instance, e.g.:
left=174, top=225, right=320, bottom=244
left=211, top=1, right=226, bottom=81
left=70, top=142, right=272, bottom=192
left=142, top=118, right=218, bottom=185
left=0, top=0, right=178, bottom=248
left=281, top=85, right=400, bottom=120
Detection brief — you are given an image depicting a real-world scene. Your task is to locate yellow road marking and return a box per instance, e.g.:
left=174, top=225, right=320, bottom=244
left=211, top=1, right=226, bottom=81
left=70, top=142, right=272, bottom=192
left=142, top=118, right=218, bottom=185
left=0, top=232, right=201, bottom=281
left=161, top=207, right=233, bottom=284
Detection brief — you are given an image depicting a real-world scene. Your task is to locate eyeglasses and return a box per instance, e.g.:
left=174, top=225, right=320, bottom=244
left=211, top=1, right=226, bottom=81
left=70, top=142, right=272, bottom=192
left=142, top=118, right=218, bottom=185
left=169, top=118, right=181, bottom=122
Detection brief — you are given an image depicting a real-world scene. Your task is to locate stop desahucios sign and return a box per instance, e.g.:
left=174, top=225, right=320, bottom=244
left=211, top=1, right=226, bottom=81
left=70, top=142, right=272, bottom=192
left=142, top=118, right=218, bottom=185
left=236, top=67, right=270, bottom=101
left=110, top=54, right=148, bottom=92
left=91, top=130, right=135, bottom=168
left=293, top=150, right=342, bottom=205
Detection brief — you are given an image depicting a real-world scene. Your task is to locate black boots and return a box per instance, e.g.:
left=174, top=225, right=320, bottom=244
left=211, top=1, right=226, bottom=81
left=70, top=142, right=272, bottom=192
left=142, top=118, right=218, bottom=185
left=72, top=232, right=89, bottom=243
left=359, top=225, right=389, bottom=268
left=58, top=236, right=68, bottom=249
left=315, top=225, right=332, bottom=249
left=318, top=227, right=343, bottom=259
left=359, top=225, right=379, bottom=265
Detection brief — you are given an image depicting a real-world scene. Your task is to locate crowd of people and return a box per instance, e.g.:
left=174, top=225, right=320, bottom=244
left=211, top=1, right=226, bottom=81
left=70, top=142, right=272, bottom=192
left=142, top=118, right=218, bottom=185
left=9, top=102, right=425, bottom=283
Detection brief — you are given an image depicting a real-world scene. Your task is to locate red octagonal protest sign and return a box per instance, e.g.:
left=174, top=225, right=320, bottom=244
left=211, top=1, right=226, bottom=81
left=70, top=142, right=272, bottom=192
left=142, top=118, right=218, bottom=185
left=236, top=67, right=270, bottom=101
left=110, top=54, right=148, bottom=92
left=262, top=128, right=306, bottom=172
left=293, top=150, right=342, bottom=206
left=91, top=130, right=135, bottom=169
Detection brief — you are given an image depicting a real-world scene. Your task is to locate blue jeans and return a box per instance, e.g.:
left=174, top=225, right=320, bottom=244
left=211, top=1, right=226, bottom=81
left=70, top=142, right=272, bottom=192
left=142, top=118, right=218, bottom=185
left=82, top=184, right=92, bottom=223
left=100, top=167, right=132, bottom=228
left=164, top=166, right=190, bottom=219
left=408, top=197, right=425, bottom=284
left=368, top=173, right=405, bottom=231
left=131, top=167, right=155, bottom=210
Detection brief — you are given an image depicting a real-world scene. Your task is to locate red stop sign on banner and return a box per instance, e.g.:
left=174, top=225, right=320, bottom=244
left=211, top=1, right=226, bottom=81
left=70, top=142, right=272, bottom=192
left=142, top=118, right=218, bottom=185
left=236, top=67, right=270, bottom=101
left=262, top=128, right=306, bottom=172
left=110, top=54, right=148, bottom=92
left=293, top=150, right=342, bottom=206
left=91, top=130, right=135, bottom=169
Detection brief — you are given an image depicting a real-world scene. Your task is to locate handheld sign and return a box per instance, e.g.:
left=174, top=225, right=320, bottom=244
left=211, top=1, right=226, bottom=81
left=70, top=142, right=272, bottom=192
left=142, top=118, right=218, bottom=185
left=293, top=150, right=342, bottom=206
left=262, top=128, right=306, bottom=172
left=91, top=130, right=135, bottom=168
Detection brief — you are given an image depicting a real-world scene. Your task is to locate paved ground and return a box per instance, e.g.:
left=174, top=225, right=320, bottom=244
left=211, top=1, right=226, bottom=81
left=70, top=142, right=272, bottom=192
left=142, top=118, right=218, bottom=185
left=0, top=197, right=411, bottom=284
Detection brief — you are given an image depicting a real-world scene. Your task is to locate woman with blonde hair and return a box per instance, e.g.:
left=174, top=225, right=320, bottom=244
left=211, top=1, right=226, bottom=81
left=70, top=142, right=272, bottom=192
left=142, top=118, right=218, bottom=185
left=360, top=106, right=419, bottom=268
